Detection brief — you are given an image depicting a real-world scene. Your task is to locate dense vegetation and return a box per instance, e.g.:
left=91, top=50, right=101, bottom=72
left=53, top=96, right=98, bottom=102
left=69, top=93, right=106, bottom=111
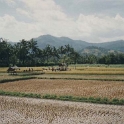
left=0, top=38, right=124, bottom=67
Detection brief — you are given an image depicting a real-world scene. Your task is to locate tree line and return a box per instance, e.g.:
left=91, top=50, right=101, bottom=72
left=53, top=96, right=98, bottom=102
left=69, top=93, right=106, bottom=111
left=0, top=38, right=124, bottom=67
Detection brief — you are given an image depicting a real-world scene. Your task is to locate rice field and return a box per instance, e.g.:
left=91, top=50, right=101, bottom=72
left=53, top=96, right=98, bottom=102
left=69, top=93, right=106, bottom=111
left=0, top=96, right=124, bottom=124
left=1, top=66, right=124, bottom=75
left=0, top=65, right=124, bottom=123
left=45, top=69, right=124, bottom=75
left=0, top=73, right=22, bottom=80
left=0, top=79, right=124, bottom=99
left=36, top=74, right=124, bottom=80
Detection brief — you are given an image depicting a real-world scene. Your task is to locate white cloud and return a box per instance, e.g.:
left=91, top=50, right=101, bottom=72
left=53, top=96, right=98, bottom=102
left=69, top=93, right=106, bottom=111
left=0, top=14, right=43, bottom=42
left=75, top=14, right=124, bottom=42
left=0, top=0, right=124, bottom=43
left=1, top=0, right=16, bottom=6
left=0, top=0, right=70, bottom=41
left=16, top=8, right=31, bottom=18
left=17, top=0, right=68, bottom=22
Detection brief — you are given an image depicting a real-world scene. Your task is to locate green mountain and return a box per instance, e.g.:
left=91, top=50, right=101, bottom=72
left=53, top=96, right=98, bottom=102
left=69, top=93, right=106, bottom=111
left=8, top=35, right=124, bottom=54
left=34, top=34, right=90, bottom=50
left=34, top=35, right=124, bottom=53
left=93, top=40, right=124, bottom=52
left=79, top=46, right=121, bottom=56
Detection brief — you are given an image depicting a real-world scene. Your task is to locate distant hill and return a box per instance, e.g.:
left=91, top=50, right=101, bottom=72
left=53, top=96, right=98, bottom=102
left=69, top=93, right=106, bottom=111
left=7, top=34, right=124, bottom=54
left=93, top=40, right=124, bottom=52
left=34, top=34, right=90, bottom=50
left=79, top=46, right=122, bottom=56
left=34, top=35, right=124, bottom=53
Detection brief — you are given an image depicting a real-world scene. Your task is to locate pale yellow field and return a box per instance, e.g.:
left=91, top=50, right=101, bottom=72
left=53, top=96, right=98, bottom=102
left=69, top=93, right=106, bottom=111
left=36, top=74, right=124, bottom=80
left=46, top=69, right=124, bottom=75
left=0, top=96, right=124, bottom=124
left=0, top=74, right=22, bottom=80
left=1, top=66, right=124, bottom=75
left=0, top=79, right=124, bottom=99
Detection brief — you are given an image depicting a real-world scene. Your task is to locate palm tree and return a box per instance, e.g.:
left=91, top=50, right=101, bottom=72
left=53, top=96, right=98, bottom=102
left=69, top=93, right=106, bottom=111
left=70, top=51, right=80, bottom=69
left=0, top=39, right=13, bottom=66
left=51, top=46, right=59, bottom=64
left=58, top=46, right=65, bottom=58
left=65, top=44, right=71, bottom=57
left=17, top=39, right=29, bottom=66
left=44, top=45, right=52, bottom=64
left=28, top=39, right=38, bottom=66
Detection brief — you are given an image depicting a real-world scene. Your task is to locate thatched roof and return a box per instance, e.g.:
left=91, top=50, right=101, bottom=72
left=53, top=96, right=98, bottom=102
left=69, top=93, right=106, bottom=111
left=11, top=66, right=20, bottom=69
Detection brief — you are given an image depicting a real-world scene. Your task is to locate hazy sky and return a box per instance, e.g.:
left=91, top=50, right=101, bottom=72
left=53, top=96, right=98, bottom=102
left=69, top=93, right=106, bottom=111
left=0, top=0, right=124, bottom=43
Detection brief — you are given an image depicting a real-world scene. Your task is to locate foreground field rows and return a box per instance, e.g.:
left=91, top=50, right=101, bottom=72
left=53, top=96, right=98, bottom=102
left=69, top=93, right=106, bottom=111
left=0, top=96, right=124, bottom=124
left=0, top=79, right=124, bottom=99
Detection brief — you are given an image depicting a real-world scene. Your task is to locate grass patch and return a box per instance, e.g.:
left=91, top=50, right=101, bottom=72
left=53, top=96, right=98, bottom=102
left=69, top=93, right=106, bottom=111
left=43, top=94, right=57, bottom=99
left=0, top=77, right=36, bottom=83
left=0, top=90, right=41, bottom=98
left=44, top=94, right=124, bottom=105
left=19, top=72, right=45, bottom=76
left=0, top=90, right=123, bottom=105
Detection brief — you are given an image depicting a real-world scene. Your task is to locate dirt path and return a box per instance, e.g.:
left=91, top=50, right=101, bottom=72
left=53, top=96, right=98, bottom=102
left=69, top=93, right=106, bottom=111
left=0, top=96, right=124, bottom=124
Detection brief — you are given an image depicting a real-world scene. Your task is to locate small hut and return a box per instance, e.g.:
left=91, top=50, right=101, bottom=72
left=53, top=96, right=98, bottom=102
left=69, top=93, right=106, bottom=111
left=11, top=65, right=20, bottom=70
left=59, top=63, right=67, bottom=71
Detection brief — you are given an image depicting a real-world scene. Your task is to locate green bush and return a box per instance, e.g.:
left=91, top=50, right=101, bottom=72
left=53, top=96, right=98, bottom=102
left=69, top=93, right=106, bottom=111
left=33, top=94, right=41, bottom=98
left=89, top=97, right=95, bottom=101
left=43, top=94, right=57, bottom=99
left=119, top=99, right=124, bottom=105
left=59, top=95, right=73, bottom=101
left=95, top=97, right=101, bottom=102
left=0, top=90, right=5, bottom=95
left=112, top=98, right=119, bottom=103
left=76, top=97, right=87, bottom=101
left=101, top=97, right=109, bottom=104
left=43, top=94, right=51, bottom=99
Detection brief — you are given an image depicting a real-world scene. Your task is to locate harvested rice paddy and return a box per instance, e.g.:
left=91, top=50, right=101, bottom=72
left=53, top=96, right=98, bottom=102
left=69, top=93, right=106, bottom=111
left=0, top=79, right=124, bottom=99
left=0, top=96, right=124, bottom=124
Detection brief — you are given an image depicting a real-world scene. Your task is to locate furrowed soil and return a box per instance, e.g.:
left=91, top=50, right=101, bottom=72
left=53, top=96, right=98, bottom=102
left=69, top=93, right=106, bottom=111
left=0, top=79, right=124, bottom=99
left=0, top=96, right=124, bottom=124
